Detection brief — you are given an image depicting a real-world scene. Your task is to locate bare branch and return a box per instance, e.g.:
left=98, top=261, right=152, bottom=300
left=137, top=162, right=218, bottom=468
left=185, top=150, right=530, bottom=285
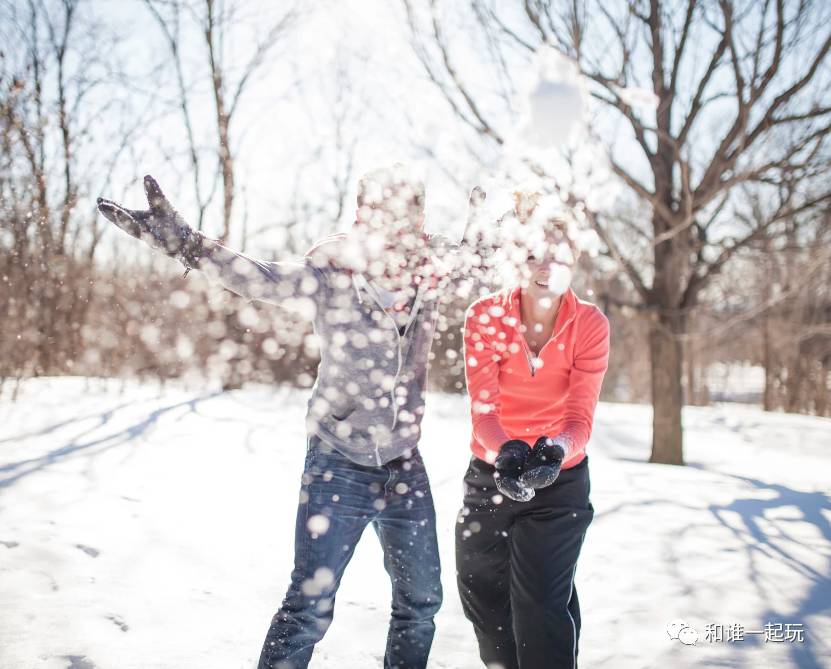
left=669, top=0, right=697, bottom=96
left=427, top=0, right=504, bottom=143
left=402, top=0, right=504, bottom=143
left=682, top=190, right=831, bottom=307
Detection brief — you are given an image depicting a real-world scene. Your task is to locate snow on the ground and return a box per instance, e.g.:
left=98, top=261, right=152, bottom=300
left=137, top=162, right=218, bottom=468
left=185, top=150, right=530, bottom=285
left=0, top=377, right=829, bottom=669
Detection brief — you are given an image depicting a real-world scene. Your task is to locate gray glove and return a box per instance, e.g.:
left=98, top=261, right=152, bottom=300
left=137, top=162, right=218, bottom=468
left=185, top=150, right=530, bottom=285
left=97, top=175, right=210, bottom=272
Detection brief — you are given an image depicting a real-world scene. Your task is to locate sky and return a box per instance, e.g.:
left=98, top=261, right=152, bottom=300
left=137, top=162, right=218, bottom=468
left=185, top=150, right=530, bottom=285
left=7, top=0, right=829, bottom=273
left=82, top=0, right=485, bottom=259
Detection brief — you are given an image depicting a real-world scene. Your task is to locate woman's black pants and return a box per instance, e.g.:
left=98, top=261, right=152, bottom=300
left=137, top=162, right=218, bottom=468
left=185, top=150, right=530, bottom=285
left=455, top=454, right=594, bottom=669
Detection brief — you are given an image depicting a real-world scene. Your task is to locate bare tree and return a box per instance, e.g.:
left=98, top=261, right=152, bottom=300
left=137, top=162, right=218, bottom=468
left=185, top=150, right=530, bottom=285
left=139, top=0, right=302, bottom=389
left=755, top=209, right=831, bottom=415
left=403, top=0, right=831, bottom=463
left=0, top=0, right=145, bottom=389
left=142, top=0, right=301, bottom=242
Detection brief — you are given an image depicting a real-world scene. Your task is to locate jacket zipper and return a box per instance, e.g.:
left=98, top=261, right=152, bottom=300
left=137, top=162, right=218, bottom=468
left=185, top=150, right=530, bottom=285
left=520, top=312, right=576, bottom=377
left=354, top=275, right=426, bottom=462
left=387, top=282, right=425, bottom=431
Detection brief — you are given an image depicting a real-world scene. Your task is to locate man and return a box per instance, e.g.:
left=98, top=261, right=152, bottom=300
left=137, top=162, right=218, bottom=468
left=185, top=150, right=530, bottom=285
left=97, top=165, right=472, bottom=669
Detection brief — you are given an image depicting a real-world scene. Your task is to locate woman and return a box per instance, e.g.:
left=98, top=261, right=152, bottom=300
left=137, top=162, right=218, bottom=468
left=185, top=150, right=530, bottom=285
left=457, top=192, right=610, bottom=669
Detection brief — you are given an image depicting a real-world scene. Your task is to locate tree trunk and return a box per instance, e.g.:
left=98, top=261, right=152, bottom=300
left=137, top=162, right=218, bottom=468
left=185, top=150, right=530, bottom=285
left=649, top=311, right=685, bottom=465
left=817, top=356, right=830, bottom=417
left=762, top=310, right=776, bottom=411
left=685, top=334, right=704, bottom=406
left=785, top=347, right=804, bottom=413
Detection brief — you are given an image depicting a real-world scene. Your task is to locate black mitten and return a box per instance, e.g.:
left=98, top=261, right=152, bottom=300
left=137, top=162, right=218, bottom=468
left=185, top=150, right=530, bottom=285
left=494, top=439, right=534, bottom=502
left=519, top=436, right=566, bottom=490
left=97, top=175, right=211, bottom=270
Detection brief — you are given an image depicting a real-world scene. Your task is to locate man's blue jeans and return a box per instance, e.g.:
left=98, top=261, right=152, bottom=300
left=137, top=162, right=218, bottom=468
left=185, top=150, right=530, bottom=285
left=257, top=434, right=443, bottom=669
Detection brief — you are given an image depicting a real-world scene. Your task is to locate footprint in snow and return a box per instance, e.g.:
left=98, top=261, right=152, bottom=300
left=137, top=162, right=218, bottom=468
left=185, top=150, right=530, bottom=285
left=1, top=540, right=19, bottom=548
left=75, top=544, right=100, bottom=558
left=107, top=614, right=129, bottom=632
left=62, top=656, right=97, bottom=669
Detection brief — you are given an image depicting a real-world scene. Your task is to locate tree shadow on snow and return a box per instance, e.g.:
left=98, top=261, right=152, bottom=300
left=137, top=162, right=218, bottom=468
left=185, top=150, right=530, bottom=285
left=0, top=390, right=223, bottom=490
left=701, top=471, right=831, bottom=669
left=0, top=400, right=135, bottom=446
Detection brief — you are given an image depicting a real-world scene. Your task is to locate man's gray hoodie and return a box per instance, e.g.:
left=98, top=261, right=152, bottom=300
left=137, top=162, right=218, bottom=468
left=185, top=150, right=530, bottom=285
left=196, top=236, right=444, bottom=466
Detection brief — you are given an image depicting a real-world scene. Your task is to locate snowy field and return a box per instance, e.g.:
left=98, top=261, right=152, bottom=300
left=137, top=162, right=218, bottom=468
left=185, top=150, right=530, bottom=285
left=1, top=377, right=829, bottom=669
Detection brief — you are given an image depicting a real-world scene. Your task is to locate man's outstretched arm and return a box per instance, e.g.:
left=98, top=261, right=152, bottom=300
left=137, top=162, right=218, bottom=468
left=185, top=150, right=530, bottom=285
left=97, top=175, right=322, bottom=307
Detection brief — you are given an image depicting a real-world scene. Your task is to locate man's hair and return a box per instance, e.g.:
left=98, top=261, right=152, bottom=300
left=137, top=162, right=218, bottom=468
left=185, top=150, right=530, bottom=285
left=512, top=190, right=574, bottom=233
left=357, top=163, right=425, bottom=209
left=512, top=190, right=540, bottom=223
